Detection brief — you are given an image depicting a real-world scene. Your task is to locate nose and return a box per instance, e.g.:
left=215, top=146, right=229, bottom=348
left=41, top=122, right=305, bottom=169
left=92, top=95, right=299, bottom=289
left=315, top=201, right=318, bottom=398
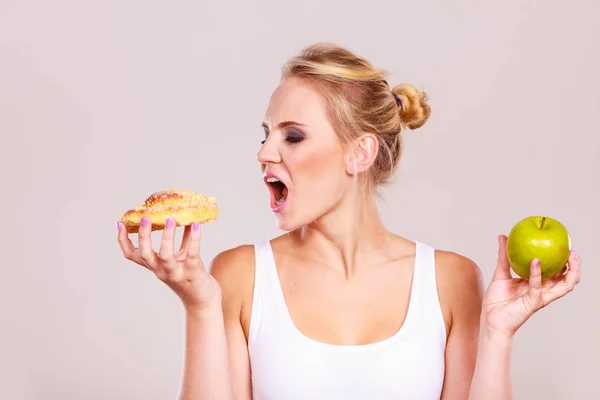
left=256, top=137, right=282, bottom=165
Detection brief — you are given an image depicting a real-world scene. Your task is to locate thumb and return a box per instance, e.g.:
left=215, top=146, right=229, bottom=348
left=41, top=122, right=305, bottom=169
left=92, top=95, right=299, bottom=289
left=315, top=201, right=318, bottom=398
left=492, top=234, right=512, bottom=281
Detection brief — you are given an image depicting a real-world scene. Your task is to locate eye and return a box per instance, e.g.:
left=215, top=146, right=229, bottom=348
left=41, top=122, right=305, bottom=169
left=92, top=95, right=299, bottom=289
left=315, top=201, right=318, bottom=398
left=285, top=130, right=304, bottom=144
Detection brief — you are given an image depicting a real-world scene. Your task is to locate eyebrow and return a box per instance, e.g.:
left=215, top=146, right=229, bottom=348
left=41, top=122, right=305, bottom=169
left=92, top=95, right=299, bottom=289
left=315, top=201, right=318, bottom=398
left=261, top=121, right=308, bottom=130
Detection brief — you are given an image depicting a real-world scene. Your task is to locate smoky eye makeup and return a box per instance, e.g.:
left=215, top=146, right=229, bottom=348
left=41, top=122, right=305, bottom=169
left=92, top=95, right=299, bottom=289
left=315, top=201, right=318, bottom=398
left=260, top=128, right=305, bottom=145
left=285, top=129, right=305, bottom=143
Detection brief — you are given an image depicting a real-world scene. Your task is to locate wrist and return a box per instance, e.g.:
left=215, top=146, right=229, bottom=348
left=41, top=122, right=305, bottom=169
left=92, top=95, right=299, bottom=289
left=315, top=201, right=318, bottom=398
left=481, top=327, right=514, bottom=347
left=183, top=277, right=223, bottom=316
left=184, top=294, right=223, bottom=318
left=480, top=310, right=516, bottom=344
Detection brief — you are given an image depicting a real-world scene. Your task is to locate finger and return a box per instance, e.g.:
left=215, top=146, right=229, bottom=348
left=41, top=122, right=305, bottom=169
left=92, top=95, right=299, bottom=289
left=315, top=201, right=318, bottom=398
left=185, top=222, right=202, bottom=268
left=548, top=250, right=581, bottom=285
left=178, top=225, right=192, bottom=255
left=492, top=234, right=512, bottom=280
left=522, top=259, right=543, bottom=313
left=138, top=216, right=159, bottom=270
left=542, top=251, right=581, bottom=304
left=565, top=250, right=581, bottom=287
left=117, top=221, right=145, bottom=265
left=158, top=217, right=180, bottom=276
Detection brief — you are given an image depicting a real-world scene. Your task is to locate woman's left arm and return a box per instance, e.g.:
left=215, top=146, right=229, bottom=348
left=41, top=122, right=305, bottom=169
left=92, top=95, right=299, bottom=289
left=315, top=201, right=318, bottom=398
left=438, top=235, right=581, bottom=400
left=467, top=235, right=582, bottom=400
left=437, top=252, right=485, bottom=400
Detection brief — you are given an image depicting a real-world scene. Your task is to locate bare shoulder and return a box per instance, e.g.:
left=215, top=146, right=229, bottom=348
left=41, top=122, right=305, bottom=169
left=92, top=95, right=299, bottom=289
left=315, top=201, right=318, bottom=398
left=434, top=249, right=485, bottom=333
left=208, top=244, right=257, bottom=340
left=209, top=244, right=255, bottom=277
left=209, top=244, right=256, bottom=298
left=435, top=250, right=484, bottom=292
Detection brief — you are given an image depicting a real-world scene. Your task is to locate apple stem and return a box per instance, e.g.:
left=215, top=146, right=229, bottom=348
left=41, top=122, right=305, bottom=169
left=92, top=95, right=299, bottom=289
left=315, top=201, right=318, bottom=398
left=541, top=217, right=546, bottom=229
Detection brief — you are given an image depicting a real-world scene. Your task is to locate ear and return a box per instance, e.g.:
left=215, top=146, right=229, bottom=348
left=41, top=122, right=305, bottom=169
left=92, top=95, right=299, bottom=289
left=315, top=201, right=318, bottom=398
left=345, top=133, right=379, bottom=176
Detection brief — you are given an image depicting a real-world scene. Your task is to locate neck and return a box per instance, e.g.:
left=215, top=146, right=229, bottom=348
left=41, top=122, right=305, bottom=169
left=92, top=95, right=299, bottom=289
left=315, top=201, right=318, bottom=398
left=293, top=188, right=391, bottom=278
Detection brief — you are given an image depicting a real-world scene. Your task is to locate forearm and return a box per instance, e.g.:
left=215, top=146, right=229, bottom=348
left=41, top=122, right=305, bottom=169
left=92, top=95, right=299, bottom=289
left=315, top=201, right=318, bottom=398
left=468, top=319, right=513, bottom=400
left=177, top=301, right=233, bottom=400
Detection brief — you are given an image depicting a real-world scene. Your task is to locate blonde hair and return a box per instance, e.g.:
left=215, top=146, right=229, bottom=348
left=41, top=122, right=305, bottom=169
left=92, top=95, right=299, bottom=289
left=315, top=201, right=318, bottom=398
left=281, top=43, right=431, bottom=188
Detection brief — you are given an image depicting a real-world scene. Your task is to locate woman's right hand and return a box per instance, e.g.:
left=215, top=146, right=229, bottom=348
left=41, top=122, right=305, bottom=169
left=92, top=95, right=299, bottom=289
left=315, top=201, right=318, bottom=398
left=117, top=216, right=220, bottom=312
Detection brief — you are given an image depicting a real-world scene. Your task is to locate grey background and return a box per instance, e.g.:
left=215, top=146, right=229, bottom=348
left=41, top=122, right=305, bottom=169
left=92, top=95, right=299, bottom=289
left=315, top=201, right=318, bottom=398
left=1, top=0, right=598, bottom=399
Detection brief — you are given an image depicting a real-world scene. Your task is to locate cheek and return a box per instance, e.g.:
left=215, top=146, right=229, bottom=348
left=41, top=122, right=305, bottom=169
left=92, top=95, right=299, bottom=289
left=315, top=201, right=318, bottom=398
left=292, top=143, right=346, bottom=190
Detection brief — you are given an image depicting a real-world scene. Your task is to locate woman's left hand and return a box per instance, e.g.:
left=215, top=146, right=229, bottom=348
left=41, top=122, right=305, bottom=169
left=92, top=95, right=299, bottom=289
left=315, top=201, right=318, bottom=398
left=482, top=234, right=582, bottom=338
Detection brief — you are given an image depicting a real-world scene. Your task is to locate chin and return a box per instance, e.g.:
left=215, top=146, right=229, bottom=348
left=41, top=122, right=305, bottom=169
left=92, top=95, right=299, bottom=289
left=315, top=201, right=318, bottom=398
left=273, top=214, right=302, bottom=232
left=273, top=204, right=330, bottom=233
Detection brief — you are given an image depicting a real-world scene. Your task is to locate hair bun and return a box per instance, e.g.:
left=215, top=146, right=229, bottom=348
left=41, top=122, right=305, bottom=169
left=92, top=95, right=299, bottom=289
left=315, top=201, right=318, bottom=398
left=391, top=84, right=431, bottom=130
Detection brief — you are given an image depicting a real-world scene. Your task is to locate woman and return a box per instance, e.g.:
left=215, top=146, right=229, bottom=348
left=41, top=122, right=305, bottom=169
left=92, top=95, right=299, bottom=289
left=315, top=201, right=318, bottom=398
left=117, top=43, right=581, bottom=400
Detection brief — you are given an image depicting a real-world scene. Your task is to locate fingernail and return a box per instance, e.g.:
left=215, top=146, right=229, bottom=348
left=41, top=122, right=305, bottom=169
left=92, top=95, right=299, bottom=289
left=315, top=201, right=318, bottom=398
left=117, top=221, right=121, bottom=232
left=533, top=259, right=540, bottom=268
left=141, top=217, right=148, bottom=227
left=193, top=222, right=199, bottom=231
left=166, top=218, right=173, bottom=229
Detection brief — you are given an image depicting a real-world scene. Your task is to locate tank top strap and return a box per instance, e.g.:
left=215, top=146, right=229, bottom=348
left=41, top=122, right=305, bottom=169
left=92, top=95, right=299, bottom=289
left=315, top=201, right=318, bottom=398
left=413, top=242, right=436, bottom=292
left=409, top=242, right=446, bottom=336
left=252, top=240, right=279, bottom=291
left=248, top=240, right=290, bottom=345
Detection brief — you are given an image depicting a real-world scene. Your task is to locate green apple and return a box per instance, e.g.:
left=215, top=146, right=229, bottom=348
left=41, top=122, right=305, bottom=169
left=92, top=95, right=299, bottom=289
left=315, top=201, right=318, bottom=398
left=506, top=216, right=571, bottom=280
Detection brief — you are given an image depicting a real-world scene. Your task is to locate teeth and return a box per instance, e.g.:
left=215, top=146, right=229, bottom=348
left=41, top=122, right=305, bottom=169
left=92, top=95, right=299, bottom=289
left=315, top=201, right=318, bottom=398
left=266, top=177, right=280, bottom=183
left=276, top=197, right=285, bottom=206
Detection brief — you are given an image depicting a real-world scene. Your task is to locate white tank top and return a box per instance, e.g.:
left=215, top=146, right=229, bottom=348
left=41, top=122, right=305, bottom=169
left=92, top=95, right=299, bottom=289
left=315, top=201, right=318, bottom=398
left=247, top=240, right=447, bottom=400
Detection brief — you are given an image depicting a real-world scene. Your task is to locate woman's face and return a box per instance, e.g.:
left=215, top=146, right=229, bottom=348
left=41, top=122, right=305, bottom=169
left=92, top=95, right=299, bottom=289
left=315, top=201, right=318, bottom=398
left=257, top=77, right=353, bottom=231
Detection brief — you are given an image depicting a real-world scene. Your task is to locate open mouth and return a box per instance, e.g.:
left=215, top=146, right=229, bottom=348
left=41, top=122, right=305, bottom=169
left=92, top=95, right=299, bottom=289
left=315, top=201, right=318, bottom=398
left=265, top=176, right=289, bottom=209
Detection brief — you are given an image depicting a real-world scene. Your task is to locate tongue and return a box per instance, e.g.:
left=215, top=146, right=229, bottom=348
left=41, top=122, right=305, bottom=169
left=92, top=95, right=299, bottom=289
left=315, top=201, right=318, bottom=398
left=282, top=186, right=288, bottom=199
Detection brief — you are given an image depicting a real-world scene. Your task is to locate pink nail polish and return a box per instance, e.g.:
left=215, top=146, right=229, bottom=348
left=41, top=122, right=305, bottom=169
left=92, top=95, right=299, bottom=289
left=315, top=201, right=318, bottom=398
left=141, top=217, right=148, bottom=227
left=117, top=221, right=121, bottom=232
left=193, top=222, right=199, bottom=231
left=166, top=218, right=173, bottom=229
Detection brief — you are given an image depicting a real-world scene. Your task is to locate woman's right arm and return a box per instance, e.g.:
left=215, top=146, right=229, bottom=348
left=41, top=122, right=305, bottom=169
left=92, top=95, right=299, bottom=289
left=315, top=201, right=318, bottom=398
left=117, top=218, right=252, bottom=400
left=179, top=248, right=254, bottom=400
left=178, top=296, right=233, bottom=400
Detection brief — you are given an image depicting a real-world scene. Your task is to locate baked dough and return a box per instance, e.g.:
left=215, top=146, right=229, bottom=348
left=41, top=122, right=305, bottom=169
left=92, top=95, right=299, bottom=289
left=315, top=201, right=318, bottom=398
left=120, top=188, right=219, bottom=233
